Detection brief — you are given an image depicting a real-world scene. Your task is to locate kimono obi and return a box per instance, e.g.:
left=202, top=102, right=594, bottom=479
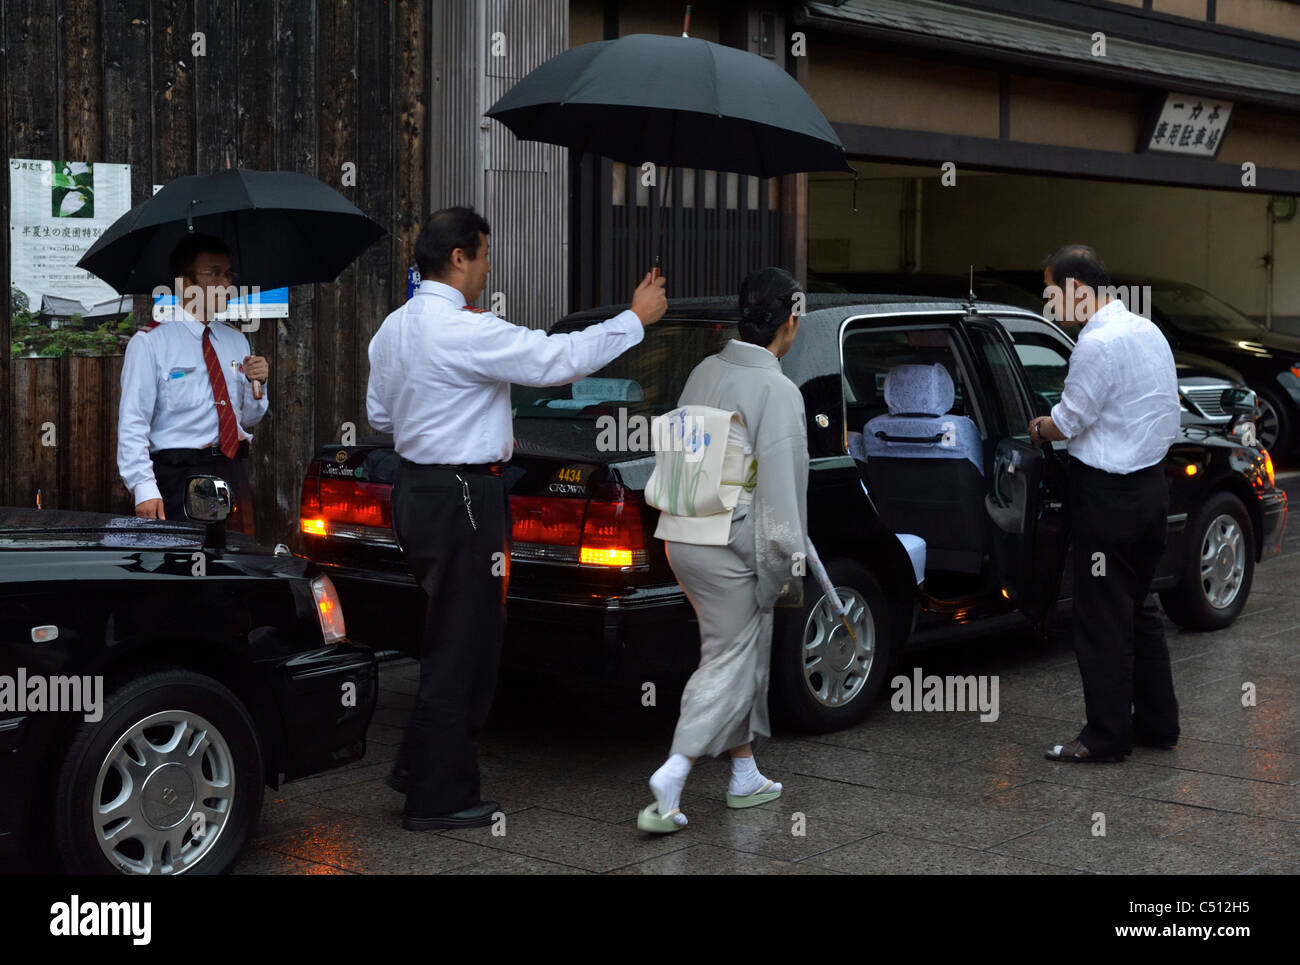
left=646, top=404, right=757, bottom=546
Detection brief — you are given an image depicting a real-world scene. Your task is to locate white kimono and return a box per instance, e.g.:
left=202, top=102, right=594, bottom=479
left=660, top=339, right=810, bottom=758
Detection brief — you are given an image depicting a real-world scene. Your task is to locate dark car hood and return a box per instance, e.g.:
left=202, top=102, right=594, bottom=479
left=0, top=508, right=316, bottom=581
left=0, top=507, right=248, bottom=547
left=1176, top=328, right=1300, bottom=362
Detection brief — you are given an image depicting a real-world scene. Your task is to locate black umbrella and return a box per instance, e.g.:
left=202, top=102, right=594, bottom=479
left=77, top=168, right=386, bottom=294
left=485, top=32, right=852, bottom=178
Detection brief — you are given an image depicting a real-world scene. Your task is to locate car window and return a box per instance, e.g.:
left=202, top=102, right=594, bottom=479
left=1005, top=330, right=1071, bottom=412
left=967, top=326, right=1032, bottom=439
left=840, top=327, right=977, bottom=434
left=512, top=320, right=737, bottom=418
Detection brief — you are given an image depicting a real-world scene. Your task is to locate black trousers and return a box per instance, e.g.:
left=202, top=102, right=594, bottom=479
left=150, top=443, right=255, bottom=538
left=1069, top=456, right=1179, bottom=755
left=391, top=461, right=511, bottom=816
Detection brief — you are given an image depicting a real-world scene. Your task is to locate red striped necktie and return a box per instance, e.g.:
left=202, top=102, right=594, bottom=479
left=201, top=326, right=240, bottom=459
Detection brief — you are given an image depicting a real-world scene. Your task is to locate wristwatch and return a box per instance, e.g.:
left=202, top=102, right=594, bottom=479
left=1032, top=420, right=1043, bottom=442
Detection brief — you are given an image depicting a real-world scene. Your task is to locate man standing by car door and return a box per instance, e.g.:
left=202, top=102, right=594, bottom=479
left=1028, top=245, right=1181, bottom=763
left=367, top=205, right=666, bottom=829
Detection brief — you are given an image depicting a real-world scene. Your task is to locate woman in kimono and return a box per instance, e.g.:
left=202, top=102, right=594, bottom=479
left=638, top=267, right=810, bottom=833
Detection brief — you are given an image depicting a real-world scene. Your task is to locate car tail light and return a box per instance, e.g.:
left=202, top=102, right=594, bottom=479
left=579, top=496, right=646, bottom=567
left=509, top=492, right=647, bottom=568
left=317, top=478, right=392, bottom=528
left=300, top=463, right=394, bottom=543
left=509, top=496, right=585, bottom=562
left=1263, top=449, right=1275, bottom=488
left=311, top=574, right=347, bottom=644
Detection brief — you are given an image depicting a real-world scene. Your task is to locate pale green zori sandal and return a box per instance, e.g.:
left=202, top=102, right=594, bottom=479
left=726, top=779, right=782, bottom=809
left=637, top=802, right=685, bottom=833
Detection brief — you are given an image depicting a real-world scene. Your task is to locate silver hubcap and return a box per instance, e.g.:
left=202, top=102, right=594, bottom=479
left=1200, top=514, right=1246, bottom=610
left=93, top=710, right=235, bottom=874
left=1254, top=397, right=1280, bottom=452
left=802, top=588, right=875, bottom=707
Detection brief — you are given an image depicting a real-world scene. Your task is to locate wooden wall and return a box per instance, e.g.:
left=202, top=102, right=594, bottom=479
left=1, top=0, right=428, bottom=547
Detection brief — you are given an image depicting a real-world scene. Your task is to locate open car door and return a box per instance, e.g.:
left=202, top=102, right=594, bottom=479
left=964, top=318, right=1070, bottom=627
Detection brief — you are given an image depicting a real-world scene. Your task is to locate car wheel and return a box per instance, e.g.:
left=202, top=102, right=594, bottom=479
left=1159, top=491, right=1254, bottom=631
left=772, top=559, right=893, bottom=733
left=1250, top=384, right=1290, bottom=458
left=53, top=670, right=264, bottom=875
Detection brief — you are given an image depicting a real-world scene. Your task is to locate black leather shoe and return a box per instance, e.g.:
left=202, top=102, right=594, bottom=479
left=1044, top=738, right=1125, bottom=763
left=403, top=800, right=501, bottom=831
left=386, top=766, right=409, bottom=794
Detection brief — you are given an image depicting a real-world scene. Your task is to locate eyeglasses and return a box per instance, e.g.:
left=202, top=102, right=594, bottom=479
left=193, top=268, right=237, bottom=283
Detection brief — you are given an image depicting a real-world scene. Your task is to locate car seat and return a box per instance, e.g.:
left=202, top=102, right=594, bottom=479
left=860, top=363, right=987, bottom=573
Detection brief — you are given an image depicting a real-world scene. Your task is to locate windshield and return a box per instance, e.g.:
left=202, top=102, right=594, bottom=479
left=512, top=320, right=738, bottom=418
left=1149, top=284, right=1266, bottom=334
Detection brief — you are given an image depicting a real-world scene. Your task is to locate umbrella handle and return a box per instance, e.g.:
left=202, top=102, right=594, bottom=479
left=251, top=379, right=263, bottom=401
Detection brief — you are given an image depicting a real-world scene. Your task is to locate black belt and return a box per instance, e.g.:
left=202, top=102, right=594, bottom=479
left=1068, top=455, right=1162, bottom=479
left=151, top=440, right=249, bottom=465
left=399, top=458, right=504, bottom=477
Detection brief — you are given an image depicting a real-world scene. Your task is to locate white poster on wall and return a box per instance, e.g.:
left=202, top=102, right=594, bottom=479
left=8, top=159, right=132, bottom=327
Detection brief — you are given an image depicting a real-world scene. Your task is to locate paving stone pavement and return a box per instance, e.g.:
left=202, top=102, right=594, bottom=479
left=235, top=475, right=1300, bottom=875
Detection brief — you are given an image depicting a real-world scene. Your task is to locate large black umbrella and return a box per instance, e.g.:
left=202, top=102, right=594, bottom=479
left=77, top=168, right=386, bottom=294
left=485, top=32, right=852, bottom=178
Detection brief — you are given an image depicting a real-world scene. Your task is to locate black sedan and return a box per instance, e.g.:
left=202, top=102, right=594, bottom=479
left=0, top=477, right=378, bottom=874
left=300, top=296, right=1286, bottom=734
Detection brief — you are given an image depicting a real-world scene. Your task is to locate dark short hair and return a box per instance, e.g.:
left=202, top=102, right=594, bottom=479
left=415, top=206, right=492, bottom=278
left=170, top=233, right=231, bottom=280
left=738, top=267, right=802, bottom=345
left=1043, top=244, right=1110, bottom=294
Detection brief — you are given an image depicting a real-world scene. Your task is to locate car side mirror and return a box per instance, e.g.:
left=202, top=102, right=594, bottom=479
left=185, top=475, right=231, bottom=554
left=1220, top=387, right=1257, bottom=419
left=185, top=475, right=232, bottom=522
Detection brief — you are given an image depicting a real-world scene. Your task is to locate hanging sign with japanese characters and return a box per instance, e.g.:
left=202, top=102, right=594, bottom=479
left=1144, top=94, right=1233, bottom=159
left=8, top=159, right=133, bottom=326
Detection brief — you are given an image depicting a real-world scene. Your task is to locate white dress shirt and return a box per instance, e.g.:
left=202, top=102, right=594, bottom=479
left=1050, top=298, right=1179, bottom=474
left=117, top=307, right=269, bottom=504
left=366, top=280, right=644, bottom=464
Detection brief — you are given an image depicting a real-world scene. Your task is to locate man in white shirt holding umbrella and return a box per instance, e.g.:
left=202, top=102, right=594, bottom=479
left=118, top=234, right=269, bottom=535
left=367, top=206, right=666, bottom=829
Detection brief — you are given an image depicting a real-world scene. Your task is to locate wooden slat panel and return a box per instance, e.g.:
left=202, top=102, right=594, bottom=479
left=353, top=0, right=395, bottom=437
left=61, top=0, right=103, bottom=162
left=11, top=360, right=63, bottom=509
left=63, top=355, right=105, bottom=511
left=0, top=0, right=11, bottom=506
left=101, top=0, right=154, bottom=203
left=7, top=0, right=61, bottom=510
left=102, top=354, right=132, bottom=515
left=151, top=0, right=195, bottom=181
left=314, top=0, right=359, bottom=461
left=273, top=0, right=318, bottom=550
left=234, top=0, right=279, bottom=541
left=194, top=0, right=238, bottom=174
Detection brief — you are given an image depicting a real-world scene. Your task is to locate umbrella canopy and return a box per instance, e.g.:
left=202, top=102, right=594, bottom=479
left=486, top=33, right=852, bottom=178
left=77, top=168, right=386, bottom=294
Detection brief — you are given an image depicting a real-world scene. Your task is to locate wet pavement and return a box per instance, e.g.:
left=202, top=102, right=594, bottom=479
left=234, top=474, right=1300, bottom=875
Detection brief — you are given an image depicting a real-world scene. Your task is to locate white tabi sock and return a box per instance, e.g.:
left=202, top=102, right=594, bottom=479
left=649, top=753, right=691, bottom=826
left=729, top=754, right=782, bottom=797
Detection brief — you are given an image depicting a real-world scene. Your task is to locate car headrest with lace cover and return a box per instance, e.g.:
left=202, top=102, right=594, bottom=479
left=883, top=363, right=955, bottom=417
